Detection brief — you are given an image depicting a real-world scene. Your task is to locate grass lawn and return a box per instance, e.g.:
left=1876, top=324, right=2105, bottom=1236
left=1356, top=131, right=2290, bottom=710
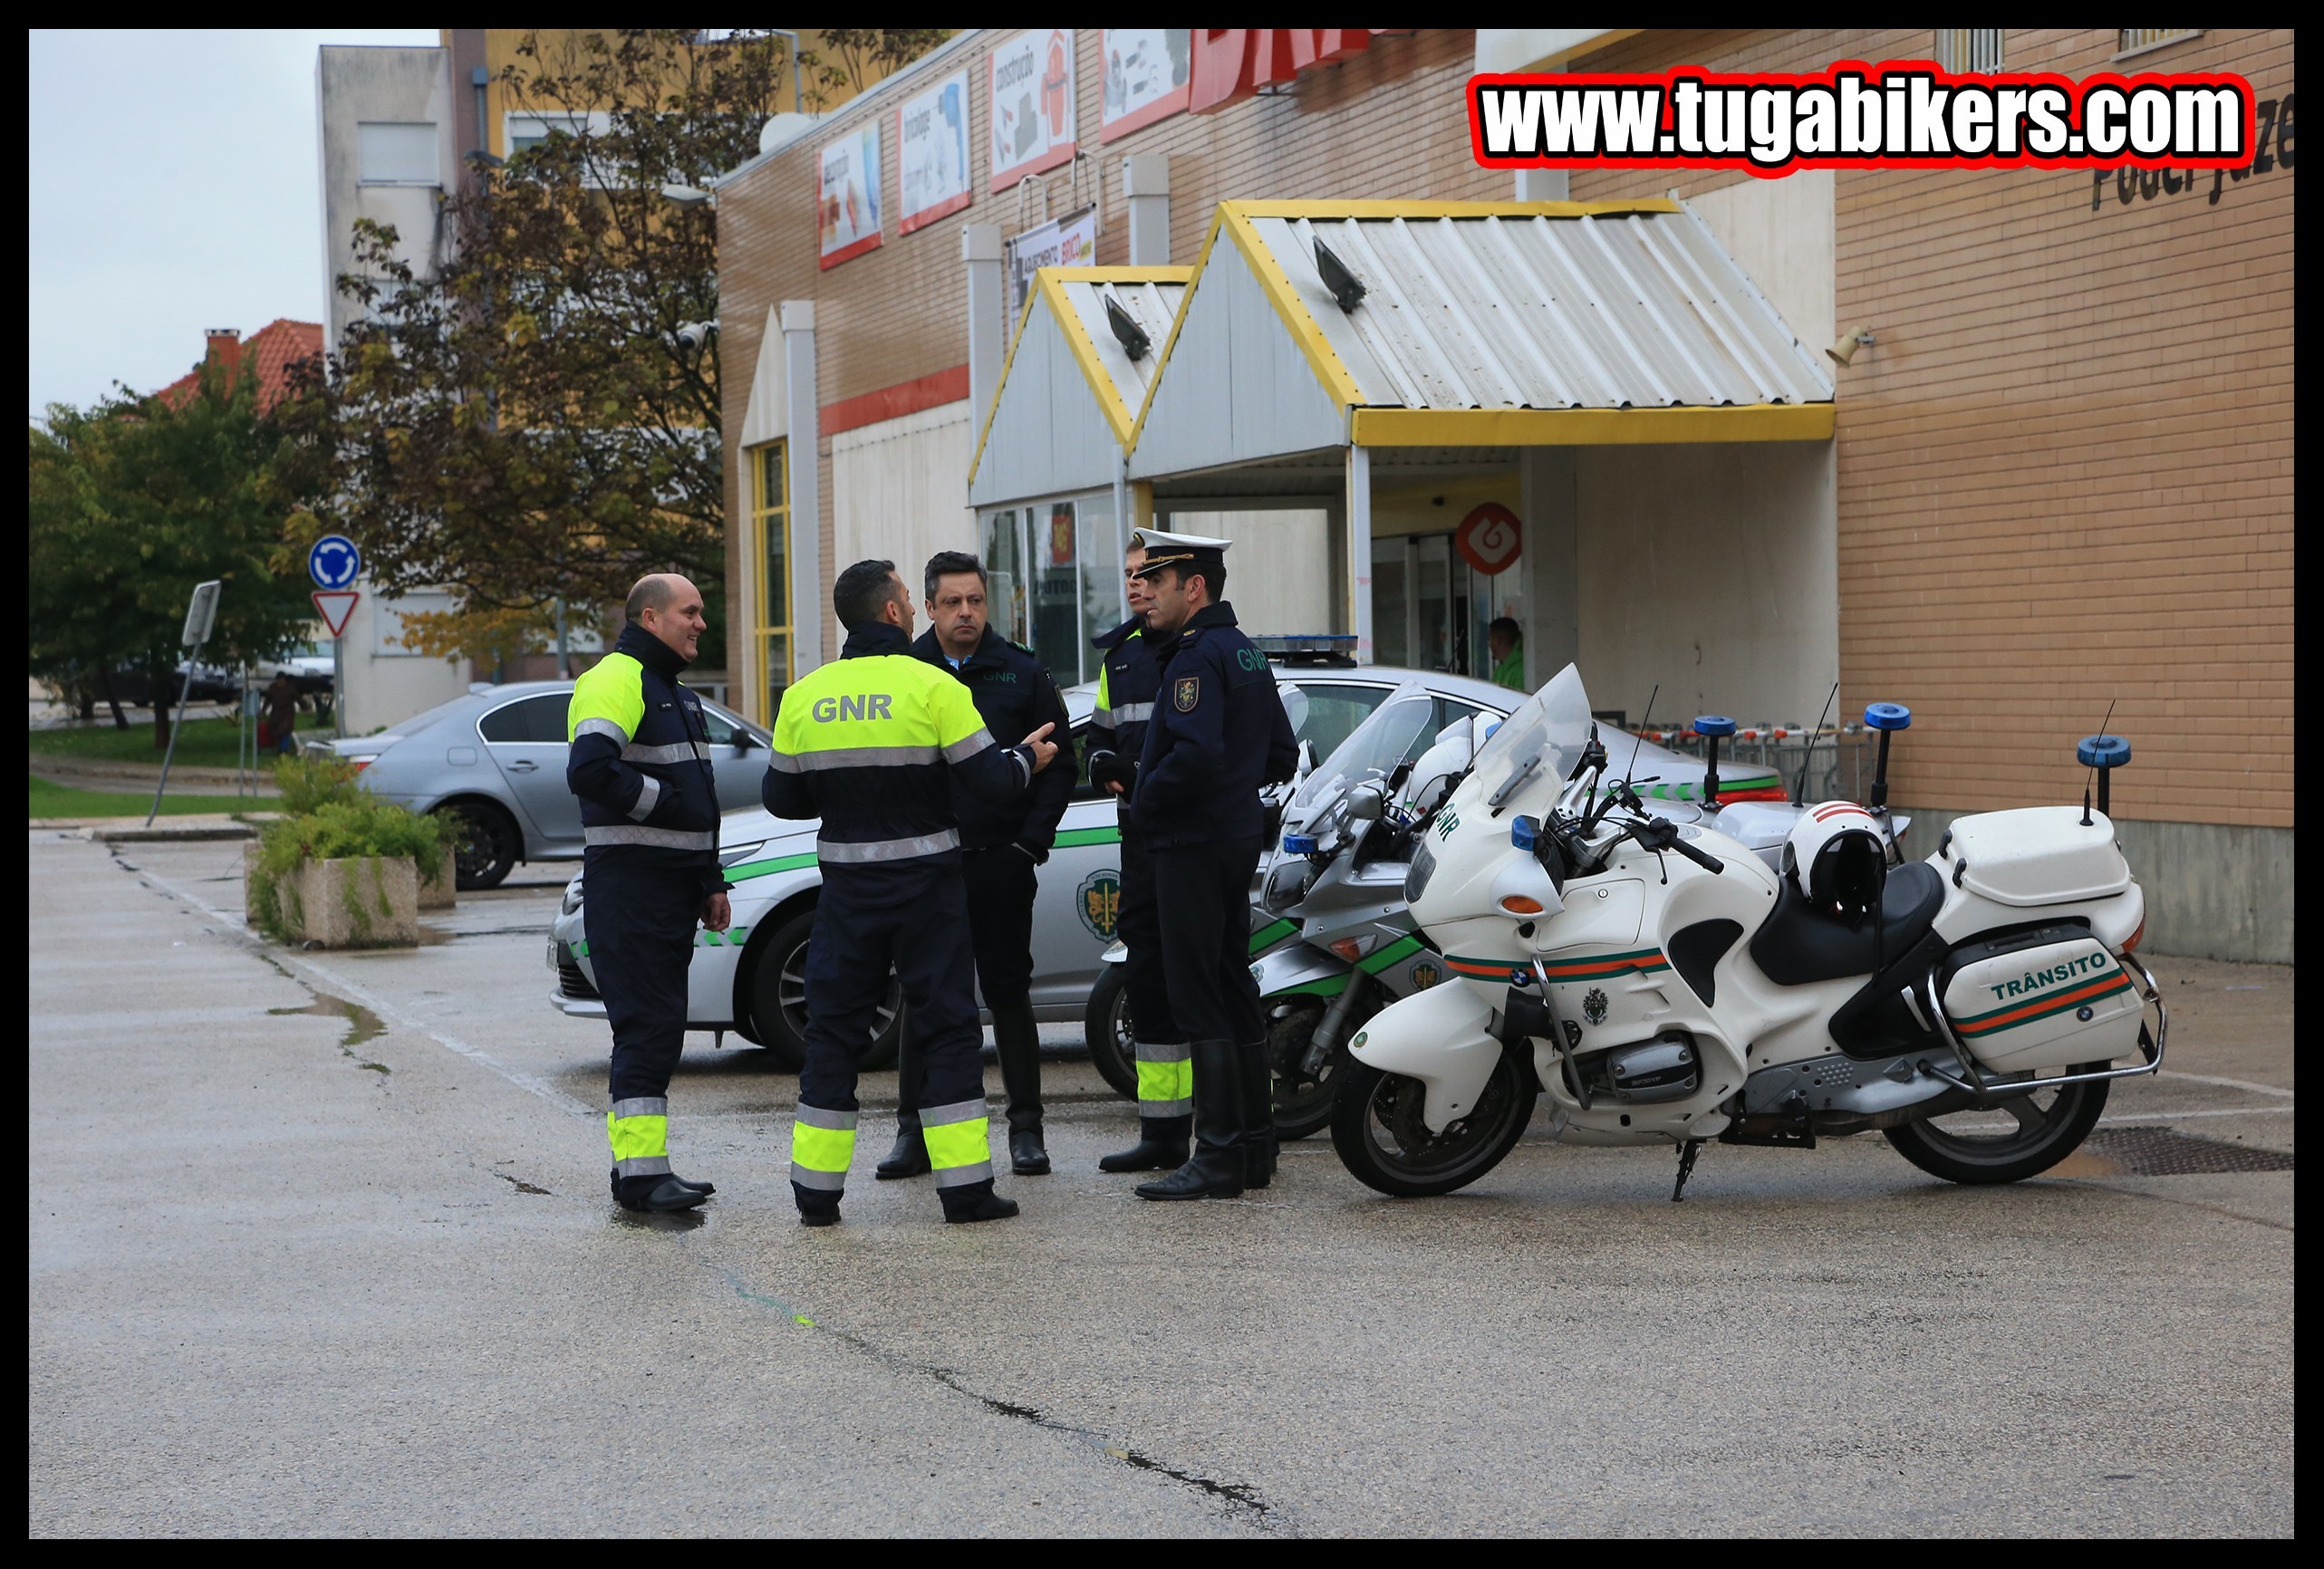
left=29, top=773, right=263, bottom=820
left=24, top=712, right=331, bottom=771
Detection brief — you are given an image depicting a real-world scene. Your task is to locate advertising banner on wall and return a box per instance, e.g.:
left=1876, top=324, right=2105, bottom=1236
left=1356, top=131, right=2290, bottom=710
left=1002, top=205, right=1097, bottom=350
left=1100, top=30, right=1191, bottom=140
left=896, top=70, right=971, bottom=234
left=817, top=122, right=882, bottom=269
left=988, top=29, right=1076, bottom=190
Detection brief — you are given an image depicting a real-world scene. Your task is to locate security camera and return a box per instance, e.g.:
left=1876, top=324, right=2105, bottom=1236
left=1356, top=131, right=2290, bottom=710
left=676, top=321, right=718, bottom=351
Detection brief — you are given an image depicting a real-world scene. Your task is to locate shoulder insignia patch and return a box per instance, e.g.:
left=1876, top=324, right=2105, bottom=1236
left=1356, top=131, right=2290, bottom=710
left=1173, top=676, right=1201, bottom=713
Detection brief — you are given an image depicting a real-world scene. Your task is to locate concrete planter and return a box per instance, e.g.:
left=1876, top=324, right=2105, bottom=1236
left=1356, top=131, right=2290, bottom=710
left=415, top=845, right=456, bottom=910
left=277, top=855, right=419, bottom=948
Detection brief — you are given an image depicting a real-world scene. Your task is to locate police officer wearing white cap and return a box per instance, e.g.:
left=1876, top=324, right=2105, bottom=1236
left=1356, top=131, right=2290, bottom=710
left=1118, top=529, right=1298, bottom=1200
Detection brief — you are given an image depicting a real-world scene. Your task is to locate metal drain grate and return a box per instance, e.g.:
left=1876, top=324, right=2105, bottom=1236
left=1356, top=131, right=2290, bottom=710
left=2078, top=1126, right=2294, bottom=1175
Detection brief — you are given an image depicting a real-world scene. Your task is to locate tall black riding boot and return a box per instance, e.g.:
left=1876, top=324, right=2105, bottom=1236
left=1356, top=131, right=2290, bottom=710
left=1239, top=1040, right=1278, bottom=1189
left=991, top=995, right=1049, bottom=1174
left=1135, top=1038, right=1246, bottom=1200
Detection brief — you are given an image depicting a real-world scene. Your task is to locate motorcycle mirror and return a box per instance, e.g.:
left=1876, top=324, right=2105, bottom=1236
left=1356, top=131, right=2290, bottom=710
left=1346, top=784, right=1385, bottom=822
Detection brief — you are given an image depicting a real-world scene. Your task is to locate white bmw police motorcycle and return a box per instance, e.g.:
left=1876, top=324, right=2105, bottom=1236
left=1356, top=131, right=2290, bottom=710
left=1330, top=665, right=2164, bottom=1201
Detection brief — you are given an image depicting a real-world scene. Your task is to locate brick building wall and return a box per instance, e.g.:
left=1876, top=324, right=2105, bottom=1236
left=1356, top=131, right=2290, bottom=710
left=1565, top=28, right=2294, bottom=835
left=717, top=26, right=2294, bottom=951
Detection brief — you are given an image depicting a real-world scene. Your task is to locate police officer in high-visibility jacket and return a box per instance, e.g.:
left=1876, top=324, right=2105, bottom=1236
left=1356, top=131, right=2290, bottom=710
left=1085, top=539, right=1193, bottom=1174
left=1123, top=532, right=1299, bottom=1201
left=566, top=573, right=733, bottom=1215
left=764, top=560, right=1061, bottom=1227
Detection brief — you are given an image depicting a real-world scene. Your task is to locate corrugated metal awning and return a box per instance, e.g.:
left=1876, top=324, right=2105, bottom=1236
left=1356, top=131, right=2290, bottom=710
left=1129, top=201, right=1833, bottom=466
left=969, top=265, right=1190, bottom=505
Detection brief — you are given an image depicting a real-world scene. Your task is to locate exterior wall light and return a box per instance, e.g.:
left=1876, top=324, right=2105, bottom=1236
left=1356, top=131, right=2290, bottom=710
left=1827, top=326, right=1877, bottom=366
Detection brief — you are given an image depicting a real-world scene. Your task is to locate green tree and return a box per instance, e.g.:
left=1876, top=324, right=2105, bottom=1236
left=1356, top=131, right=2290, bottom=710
left=30, top=359, right=323, bottom=746
left=284, top=28, right=944, bottom=666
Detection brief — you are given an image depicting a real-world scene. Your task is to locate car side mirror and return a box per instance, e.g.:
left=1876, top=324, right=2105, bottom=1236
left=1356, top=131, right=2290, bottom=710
left=731, top=732, right=757, bottom=755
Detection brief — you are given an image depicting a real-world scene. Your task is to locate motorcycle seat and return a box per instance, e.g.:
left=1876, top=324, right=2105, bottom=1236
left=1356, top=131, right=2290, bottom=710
left=1749, top=860, right=1945, bottom=987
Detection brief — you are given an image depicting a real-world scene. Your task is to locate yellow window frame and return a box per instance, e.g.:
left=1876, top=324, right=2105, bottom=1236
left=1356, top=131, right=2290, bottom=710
left=750, top=438, right=793, bottom=724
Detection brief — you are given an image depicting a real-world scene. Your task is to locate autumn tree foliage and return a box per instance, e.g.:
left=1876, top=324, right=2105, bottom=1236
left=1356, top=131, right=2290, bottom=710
left=287, top=29, right=943, bottom=661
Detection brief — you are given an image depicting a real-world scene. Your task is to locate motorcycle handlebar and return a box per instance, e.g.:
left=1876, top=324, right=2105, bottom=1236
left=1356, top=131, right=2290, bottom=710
left=1670, top=836, right=1725, bottom=875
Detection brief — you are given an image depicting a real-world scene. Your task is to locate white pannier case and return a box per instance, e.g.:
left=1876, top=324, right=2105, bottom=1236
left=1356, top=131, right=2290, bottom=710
left=1941, top=930, right=2144, bottom=1073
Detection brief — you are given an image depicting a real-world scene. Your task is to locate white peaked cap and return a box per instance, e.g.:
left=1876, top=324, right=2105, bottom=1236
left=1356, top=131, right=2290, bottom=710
left=1127, top=527, right=1233, bottom=553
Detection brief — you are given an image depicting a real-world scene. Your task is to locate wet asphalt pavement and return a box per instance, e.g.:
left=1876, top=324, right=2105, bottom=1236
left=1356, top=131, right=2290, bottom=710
left=29, top=832, right=2295, bottom=1536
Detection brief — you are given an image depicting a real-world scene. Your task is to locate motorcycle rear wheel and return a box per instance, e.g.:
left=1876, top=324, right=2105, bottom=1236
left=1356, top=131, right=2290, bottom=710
left=1883, top=1063, right=2110, bottom=1185
left=1330, top=1050, right=1538, bottom=1198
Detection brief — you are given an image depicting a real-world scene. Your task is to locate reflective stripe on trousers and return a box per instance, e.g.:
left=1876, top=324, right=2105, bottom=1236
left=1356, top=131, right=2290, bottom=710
left=609, top=1095, right=670, bottom=1178
left=918, top=1096, right=993, bottom=1188
left=1133, top=1039, right=1192, bottom=1117
left=817, top=829, right=960, bottom=864
left=790, top=1102, right=858, bottom=1191
left=584, top=824, right=717, bottom=851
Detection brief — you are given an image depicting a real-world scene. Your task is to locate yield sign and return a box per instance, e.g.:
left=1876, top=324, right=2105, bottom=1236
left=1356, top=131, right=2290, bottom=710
left=312, top=590, right=361, bottom=639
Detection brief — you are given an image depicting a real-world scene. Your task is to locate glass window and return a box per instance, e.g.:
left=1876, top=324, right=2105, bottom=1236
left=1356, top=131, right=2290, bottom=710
left=478, top=693, right=570, bottom=744
left=982, top=508, right=1027, bottom=645
left=357, top=121, right=439, bottom=184
left=1286, top=680, right=1393, bottom=764
left=750, top=441, right=791, bottom=724
left=1031, top=501, right=1082, bottom=683
left=1077, top=489, right=1121, bottom=669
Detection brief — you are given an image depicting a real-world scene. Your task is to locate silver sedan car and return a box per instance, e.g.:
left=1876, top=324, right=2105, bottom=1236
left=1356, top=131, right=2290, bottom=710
left=543, top=661, right=1621, bottom=1073
left=315, top=681, right=773, bottom=889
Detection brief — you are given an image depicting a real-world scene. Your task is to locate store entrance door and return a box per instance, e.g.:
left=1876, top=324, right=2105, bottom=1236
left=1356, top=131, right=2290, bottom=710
left=1370, top=532, right=1523, bottom=681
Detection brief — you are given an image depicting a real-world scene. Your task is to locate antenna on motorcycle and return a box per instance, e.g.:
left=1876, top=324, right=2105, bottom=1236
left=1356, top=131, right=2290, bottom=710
left=2078, top=698, right=2123, bottom=826
left=1792, top=681, right=1840, bottom=807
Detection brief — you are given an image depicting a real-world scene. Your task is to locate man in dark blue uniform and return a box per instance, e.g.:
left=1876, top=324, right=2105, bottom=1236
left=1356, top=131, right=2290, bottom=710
left=764, top=560, right=1060, bottom=1227
left=1086, top=539, right=1194, bottom=1174
left=1123, top=531, right=1299, bottom=1201
left=872, top=550, right=1073, bottom=1179
left=566, top=573, right=732, bottom=1214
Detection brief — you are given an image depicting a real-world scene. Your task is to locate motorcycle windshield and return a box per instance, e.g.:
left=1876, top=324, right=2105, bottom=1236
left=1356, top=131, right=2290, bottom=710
left=1464, top=663, right=1595, bottom=813
left=1283, top=683, right=1439, bottom=830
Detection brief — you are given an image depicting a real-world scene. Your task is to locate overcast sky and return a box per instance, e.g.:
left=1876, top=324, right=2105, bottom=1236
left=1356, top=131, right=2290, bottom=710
left=28, top=28, right=439, bottom=421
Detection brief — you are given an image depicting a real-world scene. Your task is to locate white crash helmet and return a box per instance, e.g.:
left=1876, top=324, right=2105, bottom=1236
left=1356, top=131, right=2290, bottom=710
left=1781, top=802, right=1887, bottom=919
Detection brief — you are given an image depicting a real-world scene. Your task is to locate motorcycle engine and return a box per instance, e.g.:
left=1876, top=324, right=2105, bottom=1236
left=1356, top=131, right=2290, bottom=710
left=1600, top=1033, right=1701, bottom=1104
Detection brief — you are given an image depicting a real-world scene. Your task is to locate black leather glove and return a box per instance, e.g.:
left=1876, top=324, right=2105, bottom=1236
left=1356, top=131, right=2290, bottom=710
left=1088, top=748, right=1134, bottom=791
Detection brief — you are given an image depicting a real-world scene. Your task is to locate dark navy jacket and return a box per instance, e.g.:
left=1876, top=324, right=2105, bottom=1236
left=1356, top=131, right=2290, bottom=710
left=565, top=622, right=727, bottom=898
left=1131, top=602, right=1300, bottom=849
left=1085, top=616, right=1158, bottom=801
left=910, top=624, right=1074, bottom=860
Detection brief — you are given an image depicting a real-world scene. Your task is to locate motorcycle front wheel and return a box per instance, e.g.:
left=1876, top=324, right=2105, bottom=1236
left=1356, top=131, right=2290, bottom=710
left=1265, top=999, right=1350, bottom=1141
left=1883, top=1061, right=2111, bottom=1184
left=1330, top=1050, right=1538, bottom=1198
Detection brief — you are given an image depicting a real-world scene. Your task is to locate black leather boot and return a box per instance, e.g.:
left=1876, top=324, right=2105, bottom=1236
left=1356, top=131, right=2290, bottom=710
left=1098, top=1115, right=1191, bottom=1172
left=615, top=1175, right=710, bottom=1213
left=992, top=996, right=1048, bottom=1174
left=874, top=1125, right=931, bottom=1179
left=792, top=1181, right=841, bottom=1228
left=612, top=1166, right=716, bottom=1198
left=1136, top=1039, right=1246, bottom=1201
left=1241, top=1041, right=1278, bottom=1189
left=938, top=1178, right=1020, bottom=1224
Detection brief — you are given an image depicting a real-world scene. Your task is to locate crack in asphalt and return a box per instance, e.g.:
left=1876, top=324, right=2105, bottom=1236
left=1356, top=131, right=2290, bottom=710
left=711, top=1265, right=1287, bottom=1533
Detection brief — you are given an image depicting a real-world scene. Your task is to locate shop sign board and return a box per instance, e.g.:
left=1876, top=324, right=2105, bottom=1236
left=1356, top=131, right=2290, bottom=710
left=1002, top=205, right=1098, bottom=349
left=818, top=121, right=883, bottom=269
left=988, top=29, right=1076, bottom=189
left=1100, top=30, right=1191, bottom=140
left=1455, top=503, right=1523, bottom=576
left=896, top=70, right=971, bottom=234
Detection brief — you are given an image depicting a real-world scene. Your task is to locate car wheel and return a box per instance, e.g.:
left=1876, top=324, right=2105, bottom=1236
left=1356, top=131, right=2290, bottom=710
left=745, top=907, right=905, bottom=1073
left=446, top=799, right=520, bottom=890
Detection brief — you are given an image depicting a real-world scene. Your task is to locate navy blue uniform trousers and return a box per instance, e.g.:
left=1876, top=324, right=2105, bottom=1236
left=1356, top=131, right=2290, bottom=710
left=1150, top=833, right=1267, bottom=1045
left=583, top=851, right=701, bottom=1103
left=1115, top=823, right=1182, bottom=1047
left=800, top=858, right=985, bottom=1116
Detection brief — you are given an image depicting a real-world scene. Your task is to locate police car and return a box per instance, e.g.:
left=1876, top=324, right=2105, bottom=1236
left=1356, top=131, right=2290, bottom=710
left=547, top=659, right=1789, bottom=1071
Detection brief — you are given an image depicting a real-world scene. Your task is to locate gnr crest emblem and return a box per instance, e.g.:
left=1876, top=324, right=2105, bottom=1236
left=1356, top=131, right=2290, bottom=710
left=1076, top=869, right=1123, bottom=941
left=1173, top=676, right=1201, bottom=712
